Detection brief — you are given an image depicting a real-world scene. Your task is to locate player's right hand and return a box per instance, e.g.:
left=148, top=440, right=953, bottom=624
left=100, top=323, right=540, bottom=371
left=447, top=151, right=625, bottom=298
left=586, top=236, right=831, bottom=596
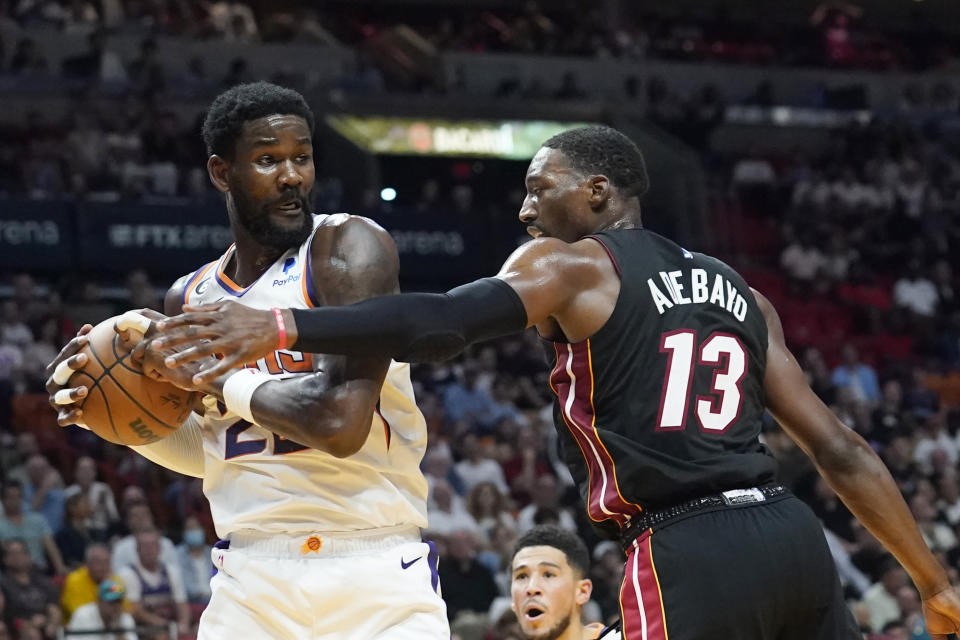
left=922, top=585, right=960, bottom=639
left=44, top=324, right=93, bottom=428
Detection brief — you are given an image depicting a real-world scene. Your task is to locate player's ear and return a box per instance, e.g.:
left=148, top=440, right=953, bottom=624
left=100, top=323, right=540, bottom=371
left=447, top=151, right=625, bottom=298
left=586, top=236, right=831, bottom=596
left=574, top=577, right=593, bottom=606
left=207, top=155, right=230, bottom=193
left=587, top=175, right=610, bottom=210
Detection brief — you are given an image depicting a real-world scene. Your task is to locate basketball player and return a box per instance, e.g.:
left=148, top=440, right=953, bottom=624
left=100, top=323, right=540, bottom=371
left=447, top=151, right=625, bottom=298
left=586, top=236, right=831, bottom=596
left=154, top=125, right=960, bottom=639
left=44, top=82, right=448, bottom=639
left=511, top=525, right=619, bottom=640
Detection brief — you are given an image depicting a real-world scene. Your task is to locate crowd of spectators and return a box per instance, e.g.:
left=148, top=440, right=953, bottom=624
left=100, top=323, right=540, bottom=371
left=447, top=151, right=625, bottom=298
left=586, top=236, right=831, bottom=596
left=4, top=5, right=960, bottom=640
left=4, top=0, right=959, bottom=71
left=4, top=108, right=960, bottom=640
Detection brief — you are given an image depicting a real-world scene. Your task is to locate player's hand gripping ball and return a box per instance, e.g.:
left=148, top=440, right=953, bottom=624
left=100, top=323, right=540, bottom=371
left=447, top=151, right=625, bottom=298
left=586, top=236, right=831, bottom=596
left=52, top=312, right=196, bottom=445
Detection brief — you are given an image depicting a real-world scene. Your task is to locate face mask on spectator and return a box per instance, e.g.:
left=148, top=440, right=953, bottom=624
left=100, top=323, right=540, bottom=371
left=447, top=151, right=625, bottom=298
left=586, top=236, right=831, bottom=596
left=184, top=529, right=205, bottom=547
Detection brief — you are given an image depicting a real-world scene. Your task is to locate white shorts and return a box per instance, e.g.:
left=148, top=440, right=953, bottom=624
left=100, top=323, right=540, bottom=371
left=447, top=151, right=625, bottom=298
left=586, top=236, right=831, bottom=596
left=197, top=525, right=450, bottom=639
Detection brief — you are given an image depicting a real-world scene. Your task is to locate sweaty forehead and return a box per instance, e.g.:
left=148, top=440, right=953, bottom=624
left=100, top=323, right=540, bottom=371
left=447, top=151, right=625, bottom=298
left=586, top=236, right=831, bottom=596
left=526, top=147, right=574, bottom=181
left=239, top=114, right=311, bottom=145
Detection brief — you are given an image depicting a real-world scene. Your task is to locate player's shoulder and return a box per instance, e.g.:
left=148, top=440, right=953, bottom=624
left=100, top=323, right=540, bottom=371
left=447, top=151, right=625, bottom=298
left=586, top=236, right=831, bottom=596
left=165, top=260, right=218, bottom=315
left=317, top=212, right=390, bottom=239
left=311, top=212, right=398, bottom=266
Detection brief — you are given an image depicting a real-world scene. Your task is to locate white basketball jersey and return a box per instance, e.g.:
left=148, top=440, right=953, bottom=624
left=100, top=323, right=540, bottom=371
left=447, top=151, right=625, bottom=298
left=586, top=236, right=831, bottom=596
left=182, top=215, right=429, bottom=538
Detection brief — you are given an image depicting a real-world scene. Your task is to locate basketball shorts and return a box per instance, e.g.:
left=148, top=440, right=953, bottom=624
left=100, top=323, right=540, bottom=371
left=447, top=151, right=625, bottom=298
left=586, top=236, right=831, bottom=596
left=197, top=525, right=450, bottom=639
left=619, top=493, right=861, bottom=640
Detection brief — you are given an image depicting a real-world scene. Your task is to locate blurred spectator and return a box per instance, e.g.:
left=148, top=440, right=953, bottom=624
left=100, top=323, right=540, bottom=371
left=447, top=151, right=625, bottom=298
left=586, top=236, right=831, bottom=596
left=455, top=433, right=509, bottom=494
left=516, top=474, right=576, bottom=534
left=895, top=585, right=931, bottom=640
left=937, top=474, right=960, bottom=527
left=913, top=412, right=958, bottom=475
left=174, top=516, right=211, bottom=606
left=780, top=231, right=826, bottom=283
left=116, top=530, right=190, bottom=638
left=56, top=493, right=108, bottom=568
left=208, top=1, right=258, bottom=42
left=465, top=482, right=516, bottom=538
left=0, top=480, right=66, bottom=575
left=909, top=493, right=957, bottom=554
left=831, top=344, right=881, bottom=406
left=893, top=260, right=938, bottom=317
left=111, top=504, right=177, bottom=574
left=422, top=445, right=466, bottom=496
left=21, top=454, right=66, bottom=533
left=871, top=380, right=907, bottom=445
left=0, top=539, right=60, bottom=639
left=2, top=301, right=33, bottom=349
left=61, top=30, right=127, bottom=84
left=437, top=529, right=499, bottom=621
left=65, top=456, right=120, bottom=534
left=862, top=559, right=908, bottom=633
left=127, top=38, right=166, bottom=95
left=427, top=479, right=479, bottom=537
left=67, top=578, right=138, bottom=640
left=61, top=543, right=119, bottom=623
left=502, top=427, right=552, bottom=506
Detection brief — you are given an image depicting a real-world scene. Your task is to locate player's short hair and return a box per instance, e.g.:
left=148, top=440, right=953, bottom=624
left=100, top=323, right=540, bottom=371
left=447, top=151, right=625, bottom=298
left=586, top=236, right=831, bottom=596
left=513, top=525, right=590, bottom=577
left=542, top=125, right=649, bottom=199
left=201, top=81, right=315, bottom=158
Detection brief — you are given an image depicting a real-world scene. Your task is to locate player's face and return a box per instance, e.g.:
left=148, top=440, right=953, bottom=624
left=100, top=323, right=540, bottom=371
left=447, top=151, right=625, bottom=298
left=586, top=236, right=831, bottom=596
left=227, top=114, right=315, bottom=251
left=511, top=545, right=591, bottom=640
left=520, top=147, right=595, bottom=244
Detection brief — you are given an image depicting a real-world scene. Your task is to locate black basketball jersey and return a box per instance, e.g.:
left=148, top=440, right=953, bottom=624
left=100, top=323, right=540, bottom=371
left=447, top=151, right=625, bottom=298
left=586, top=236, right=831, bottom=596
left=544, top=228, right=777, bottom=536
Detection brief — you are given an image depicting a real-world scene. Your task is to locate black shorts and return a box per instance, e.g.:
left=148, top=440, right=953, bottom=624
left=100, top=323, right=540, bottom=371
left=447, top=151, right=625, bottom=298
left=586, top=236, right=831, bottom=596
left=619, top=494, right=860, bottom=640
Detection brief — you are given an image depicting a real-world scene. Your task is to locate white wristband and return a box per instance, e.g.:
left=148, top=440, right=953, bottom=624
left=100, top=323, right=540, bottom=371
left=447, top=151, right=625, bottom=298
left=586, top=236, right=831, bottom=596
left=222, top=368, right=274, bottom=424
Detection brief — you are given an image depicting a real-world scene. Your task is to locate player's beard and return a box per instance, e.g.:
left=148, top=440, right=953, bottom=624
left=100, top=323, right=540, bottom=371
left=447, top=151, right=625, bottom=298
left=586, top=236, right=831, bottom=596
left=232, top=189, right=313, bottom=252
left=524, top=614, right=572, bottom=640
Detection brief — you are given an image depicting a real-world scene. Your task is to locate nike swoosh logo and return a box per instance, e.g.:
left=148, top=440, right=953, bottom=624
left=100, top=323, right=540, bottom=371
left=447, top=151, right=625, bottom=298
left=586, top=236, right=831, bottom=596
left=400, top=556, right=422, bottom=570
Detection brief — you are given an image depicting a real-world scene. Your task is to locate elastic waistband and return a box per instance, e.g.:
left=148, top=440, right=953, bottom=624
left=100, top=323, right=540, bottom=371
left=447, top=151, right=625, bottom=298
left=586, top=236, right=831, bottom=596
left=620, top=484, right=788, bottom=551
left=228, top=524, right=421, bottom=557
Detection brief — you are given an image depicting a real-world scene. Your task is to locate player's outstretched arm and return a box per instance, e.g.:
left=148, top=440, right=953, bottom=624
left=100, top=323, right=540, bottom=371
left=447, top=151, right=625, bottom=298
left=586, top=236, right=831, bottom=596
left=154, top=236, right=609, bottom=384
left=754, top=289, right=960, bottom=635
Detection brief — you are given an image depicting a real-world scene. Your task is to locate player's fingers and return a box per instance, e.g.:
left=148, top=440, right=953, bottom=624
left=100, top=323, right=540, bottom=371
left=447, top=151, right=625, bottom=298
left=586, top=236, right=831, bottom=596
left=151, top=324, right=222, bottom=349
left=192, top=356, right=239, bottom=385
left=57, top=408, right=87, bottom=429
left=53, top=386, right=87, bottom=406
left=115, top=310, right=153, bottom=338
left=44, top=332, right=90, bottom=379
left=181, top=302, right=225, bottom=313
left=157, top=310, right=222, bottom=332
left=45, top=353, right=88, bottom=394
left=163, top=340, right=220, bottom=367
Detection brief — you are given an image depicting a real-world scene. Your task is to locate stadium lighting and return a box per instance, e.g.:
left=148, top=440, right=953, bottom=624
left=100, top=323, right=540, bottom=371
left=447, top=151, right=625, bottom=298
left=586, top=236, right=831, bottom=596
left=380, top=187, right=397, bottom=202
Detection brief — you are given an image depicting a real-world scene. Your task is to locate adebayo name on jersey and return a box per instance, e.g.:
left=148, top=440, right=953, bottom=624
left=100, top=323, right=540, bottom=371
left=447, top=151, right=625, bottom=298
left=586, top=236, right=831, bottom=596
left=647, top=268, right=748, bottom=321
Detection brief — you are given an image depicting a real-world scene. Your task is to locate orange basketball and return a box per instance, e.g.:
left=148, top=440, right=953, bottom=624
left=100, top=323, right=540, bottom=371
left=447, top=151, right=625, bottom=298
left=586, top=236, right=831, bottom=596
left=68, top=316, right=197, bottom=446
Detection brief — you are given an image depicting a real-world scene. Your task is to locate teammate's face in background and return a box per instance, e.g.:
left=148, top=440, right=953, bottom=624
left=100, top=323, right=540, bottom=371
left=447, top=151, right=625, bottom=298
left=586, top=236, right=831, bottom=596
left=511, top=545, right=591, bottom=640
left=520, top=147, right=600, bottom=244
left=224, top=114, right=315, bottom=251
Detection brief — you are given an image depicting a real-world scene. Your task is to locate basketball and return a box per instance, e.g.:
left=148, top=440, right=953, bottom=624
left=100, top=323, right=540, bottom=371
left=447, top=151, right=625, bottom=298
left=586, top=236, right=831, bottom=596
left=68, top=316, right=197, bottom=446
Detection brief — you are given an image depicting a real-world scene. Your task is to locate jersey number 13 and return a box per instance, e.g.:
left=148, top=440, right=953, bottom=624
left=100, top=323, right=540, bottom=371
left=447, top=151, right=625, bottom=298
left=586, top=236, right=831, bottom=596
left=657, top=330, right=747, bottom=433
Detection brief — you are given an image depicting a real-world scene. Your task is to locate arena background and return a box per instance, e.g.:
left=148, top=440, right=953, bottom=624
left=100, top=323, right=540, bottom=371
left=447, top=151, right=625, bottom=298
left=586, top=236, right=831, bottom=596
left=2, top=0, right=960, bottom=638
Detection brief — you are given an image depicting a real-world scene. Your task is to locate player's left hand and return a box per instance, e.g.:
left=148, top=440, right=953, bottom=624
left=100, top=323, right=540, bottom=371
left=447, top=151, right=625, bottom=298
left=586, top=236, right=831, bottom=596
left=922, top=585, right=960, bottom=639
left=153, top=301, right=281, bottom=384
